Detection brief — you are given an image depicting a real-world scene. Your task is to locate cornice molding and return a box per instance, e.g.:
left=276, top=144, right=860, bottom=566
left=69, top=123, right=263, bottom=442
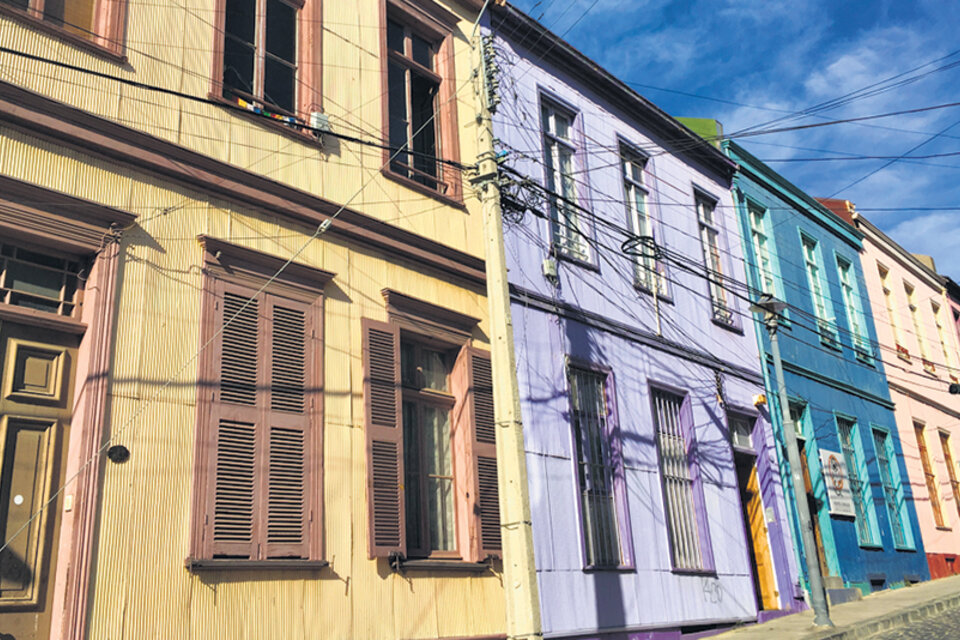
left=0, top=80, right=486, bottom=289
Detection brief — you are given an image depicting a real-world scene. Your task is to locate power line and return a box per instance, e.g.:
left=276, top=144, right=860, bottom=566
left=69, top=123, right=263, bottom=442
left=0, top=45, right=476, bottom=173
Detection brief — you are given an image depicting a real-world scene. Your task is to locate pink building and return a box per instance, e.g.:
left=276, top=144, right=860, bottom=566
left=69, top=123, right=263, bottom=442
left=824, top=198, right=960, bottom=579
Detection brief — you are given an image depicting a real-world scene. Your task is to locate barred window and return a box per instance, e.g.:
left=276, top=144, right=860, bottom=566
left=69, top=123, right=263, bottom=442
left=652, top=389, right=706, bottom=570
left=568, top=367, right=621, bottom=567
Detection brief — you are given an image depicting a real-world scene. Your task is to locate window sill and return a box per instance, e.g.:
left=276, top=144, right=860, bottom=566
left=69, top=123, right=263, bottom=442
left=670, top=566, right=717, bottom=577
left=857, top=542, right=884, bottom=551
left=208, top=93, right=322, bottom=148
left=583, top=564, right=636, bottom=573
left=894, top=545, right=917, bottom=553
left=633, top=282, right=673, bottom=304
left=398, top=559, right=492, bottom=572
left=819, top=336, right=843, bottom=352
left=0, top=303, right=87, bottom=334
left=936, top=525, right=953, bottom=532
left=185, top=558, right=329, bottom=571
left=712, top=316, right=743, bottom=334
left=553, top=246, right=600, bottom=273
left=0, top=4, right=127, bottom=63
left=381, top=167, right=465, bottom=210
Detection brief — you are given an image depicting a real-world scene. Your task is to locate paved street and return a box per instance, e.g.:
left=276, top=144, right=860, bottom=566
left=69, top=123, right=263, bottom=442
left=868, top=607, right=960, bottom=639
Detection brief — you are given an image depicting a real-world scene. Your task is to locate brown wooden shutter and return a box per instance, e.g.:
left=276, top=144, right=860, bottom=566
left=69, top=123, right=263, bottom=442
left=470, top=349, right=501, bottom=558
left=362, top=318, right=405, bottom=558
left=208, top=285, right=262, bottom=559
left=263, top=296, right=312, bottom=559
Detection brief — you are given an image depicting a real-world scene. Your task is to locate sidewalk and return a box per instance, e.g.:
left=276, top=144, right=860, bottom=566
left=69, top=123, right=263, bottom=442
left=714, top=575, right=960, bottom=639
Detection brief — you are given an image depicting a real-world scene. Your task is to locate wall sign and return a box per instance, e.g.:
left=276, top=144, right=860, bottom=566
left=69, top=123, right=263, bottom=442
left=819, top=448, right=856, bottom=517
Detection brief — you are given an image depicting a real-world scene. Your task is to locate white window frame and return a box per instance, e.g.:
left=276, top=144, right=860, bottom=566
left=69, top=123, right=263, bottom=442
left=696, top=192, right=732, bottom=325
left=541, top=101, right=588, bottom=260
left=801, top=234, right=837, bottom=347
left=836, top=256, right=872, bottom=361
left=621, top=146, right=664, bottom=295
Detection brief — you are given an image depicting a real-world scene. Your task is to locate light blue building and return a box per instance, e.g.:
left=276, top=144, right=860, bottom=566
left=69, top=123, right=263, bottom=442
left=724, top=138, right=930, bottom=598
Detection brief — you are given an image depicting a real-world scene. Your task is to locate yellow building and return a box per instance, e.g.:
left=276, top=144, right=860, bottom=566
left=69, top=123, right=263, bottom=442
left=0, top=0, right=507, bottom=638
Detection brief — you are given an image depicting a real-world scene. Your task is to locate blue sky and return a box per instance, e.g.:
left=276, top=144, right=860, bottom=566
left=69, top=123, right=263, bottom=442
left=507, top=0, right=960, bottom=281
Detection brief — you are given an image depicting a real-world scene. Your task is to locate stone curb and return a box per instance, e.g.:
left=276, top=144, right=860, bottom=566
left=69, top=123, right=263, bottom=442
left=807, top=590, right=960, bottom=639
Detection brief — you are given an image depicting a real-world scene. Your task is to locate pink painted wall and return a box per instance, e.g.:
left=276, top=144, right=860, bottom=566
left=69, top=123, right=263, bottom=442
left=855, top=214, right=960, bottom=566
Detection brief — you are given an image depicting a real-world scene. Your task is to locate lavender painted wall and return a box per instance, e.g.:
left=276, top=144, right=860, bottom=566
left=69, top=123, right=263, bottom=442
left=486, top=7, right=802, bottom=637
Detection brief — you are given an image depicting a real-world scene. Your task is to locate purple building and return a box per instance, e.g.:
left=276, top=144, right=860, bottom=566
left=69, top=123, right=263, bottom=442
left=485, top=5, right=805, bottom=637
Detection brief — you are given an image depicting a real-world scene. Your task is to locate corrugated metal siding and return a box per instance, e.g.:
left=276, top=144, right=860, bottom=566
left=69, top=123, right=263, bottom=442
left=0, top=0, right=502, bottom=634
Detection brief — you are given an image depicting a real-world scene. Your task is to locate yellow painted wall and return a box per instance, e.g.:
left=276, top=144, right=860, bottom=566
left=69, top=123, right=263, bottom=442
left=0, top=0, right=483, bottom=258
left=0, top=0, right=504, bottom=637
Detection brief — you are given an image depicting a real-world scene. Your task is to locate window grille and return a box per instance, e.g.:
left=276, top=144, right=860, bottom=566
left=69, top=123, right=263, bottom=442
left=569, top=367, right=621, bottom=567
left=652, top=389, right=704, bottom=570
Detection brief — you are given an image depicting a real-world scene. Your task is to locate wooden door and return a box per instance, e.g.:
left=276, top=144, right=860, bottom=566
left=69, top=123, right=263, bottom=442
left=0, top=320, right=78, bottom=640
left=736, top=454, right=778, bottom=611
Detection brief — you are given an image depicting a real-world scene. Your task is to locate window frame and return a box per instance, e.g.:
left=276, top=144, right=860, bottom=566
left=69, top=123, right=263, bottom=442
left=188, top=237, right=332, bottom=569
left=540, top=96, right=591, bottom=263
left=650, top=384, right=715, bottom=574
left=620, top=142, right=666, bottom=297
left=932, top=301, right=956, bottom=382
left=400, top=335, right=460, bottom=559
left=939, top=430, right=960, bottom=522
left=379, top=0, right=463, bottom=203
left=799, top=232, right=838, bottom=349
left=210, top=0, right=322, bottom=125
left=904, top=281, right=934, bottom=374
left=0, top=0, right=128, bottom=60
left=915, top=421, right=946, bottom=528
left=871, top=425, right=915, bottom=550
left=565, top=361, right=634, bottom=571
left=364, top=290, right=499, bottom=565
left=695, top=189, right=736, bottom=329
left=835, top=414, right=881, bottom=548
left=835, top=253, right=873, bottom=363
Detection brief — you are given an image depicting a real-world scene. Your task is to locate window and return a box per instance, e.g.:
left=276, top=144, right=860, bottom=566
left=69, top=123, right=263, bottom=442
left=189, top=239, right=329, bottom=565
left=801, top=235, right=837, bottom=347
left=568, top=366, right=627, bottom=568
left=872, top=428, right=910, bottom=548
left=0, top=242, right=83, bottom=317
left=915, top=423, right=945, bottom=527
left=622, top=146, right=664, bottom=294
left=789, top=402, right=807, bottom=440
left=542, top=101, right=587, bottom=260
left=837, top=256, right=872, bottom=361
left=652, top=388, right=711, bottom=571
left=387, top=18, right=443, bottom=191
left=905, top=282, right=934, bottom=373
left=214, top=0, right=320, bottom=122
left=747, top=204, right=780, bottom=299
left=729, top=412, right=756, bottom=451
left=933, top=302, right=955, bottom=380
left=878, top=264, right=907, bottom=357
left=401, top=340, right=457, bottom=555
left=381, top=4, right=461, bottom=200
left=221, top=0, right=298, bottom=113
left=837, top=417, right=876, bottom=545
left=697, top=193, right=732, bottom=325
left=939, top=432, right=960, bottom=520
left=0, top=0, right=126, bottom=55
left=363, top=316, right=499, bottom=562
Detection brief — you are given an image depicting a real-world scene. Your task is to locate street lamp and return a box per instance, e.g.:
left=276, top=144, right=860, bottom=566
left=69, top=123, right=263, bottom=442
left=749, top=294, right=833, bottom=627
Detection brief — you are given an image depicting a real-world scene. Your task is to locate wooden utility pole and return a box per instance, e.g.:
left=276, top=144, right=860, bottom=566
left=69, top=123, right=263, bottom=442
left=472, top=28, right=544, bottom=640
